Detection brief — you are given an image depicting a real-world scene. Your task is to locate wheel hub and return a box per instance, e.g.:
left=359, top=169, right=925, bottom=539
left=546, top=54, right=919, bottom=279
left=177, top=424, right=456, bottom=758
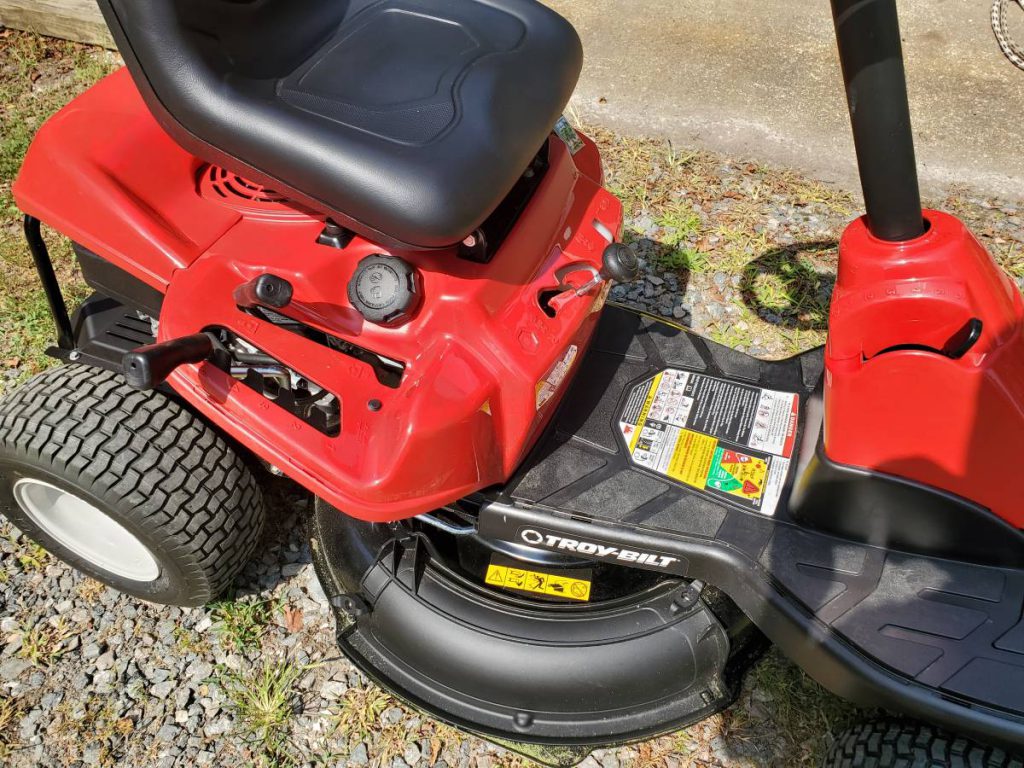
left=12, top=478, right=160, bottom=582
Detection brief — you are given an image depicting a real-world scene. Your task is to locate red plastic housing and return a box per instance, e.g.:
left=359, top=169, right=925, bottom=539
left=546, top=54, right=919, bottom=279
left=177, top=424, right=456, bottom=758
left=14, top=69, right=623, bottom=522
left=825, top=211, right=1024, bottom=527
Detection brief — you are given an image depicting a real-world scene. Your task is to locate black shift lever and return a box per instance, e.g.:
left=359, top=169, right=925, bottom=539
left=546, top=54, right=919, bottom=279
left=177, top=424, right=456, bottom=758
left=122, top=333, right=216, bottom=390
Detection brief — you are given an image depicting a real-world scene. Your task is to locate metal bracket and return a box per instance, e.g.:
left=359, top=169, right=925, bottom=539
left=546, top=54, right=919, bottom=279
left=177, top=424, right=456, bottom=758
left=554, top=263, right=603, bottom=296
left=24, top=215, right=75, bottom=352
left=329, top=593, right=369, bottom=619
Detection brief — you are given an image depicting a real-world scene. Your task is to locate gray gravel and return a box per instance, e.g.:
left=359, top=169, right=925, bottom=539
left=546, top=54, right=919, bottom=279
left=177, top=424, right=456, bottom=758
left=3, top=489, right=643, bottom=768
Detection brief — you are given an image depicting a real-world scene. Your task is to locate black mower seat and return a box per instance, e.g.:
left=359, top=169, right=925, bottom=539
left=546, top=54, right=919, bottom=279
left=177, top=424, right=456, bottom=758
left=97, top=0, right=583, bottom=250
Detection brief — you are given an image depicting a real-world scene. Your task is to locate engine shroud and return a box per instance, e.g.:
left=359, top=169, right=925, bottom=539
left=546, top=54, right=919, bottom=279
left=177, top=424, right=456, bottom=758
left=14, top=69, right=623, bottom=521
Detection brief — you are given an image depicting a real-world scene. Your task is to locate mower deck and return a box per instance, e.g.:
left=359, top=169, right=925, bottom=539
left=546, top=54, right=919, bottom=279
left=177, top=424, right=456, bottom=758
left=478, top=304, right=1024, bottom=751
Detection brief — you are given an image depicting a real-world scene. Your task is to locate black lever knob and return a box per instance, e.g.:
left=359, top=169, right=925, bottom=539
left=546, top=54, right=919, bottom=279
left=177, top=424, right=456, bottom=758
left=601, top=243, right=640, bottom=283
left=234, top=273, right=293, bottom=310
left=122, top=333, right=215, bottom=391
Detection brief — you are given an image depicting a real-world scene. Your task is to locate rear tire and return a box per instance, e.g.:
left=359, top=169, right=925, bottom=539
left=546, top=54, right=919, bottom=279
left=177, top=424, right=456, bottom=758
left=0, top=364, right=264, bottom=606
left=824, top=721, right=1024, bottom=768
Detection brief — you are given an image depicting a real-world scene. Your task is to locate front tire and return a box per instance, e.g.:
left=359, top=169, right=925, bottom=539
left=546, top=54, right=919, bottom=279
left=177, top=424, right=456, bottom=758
left=0, top=364, right=264, bottom=606
left=824, top=721, right=1024, bottom=768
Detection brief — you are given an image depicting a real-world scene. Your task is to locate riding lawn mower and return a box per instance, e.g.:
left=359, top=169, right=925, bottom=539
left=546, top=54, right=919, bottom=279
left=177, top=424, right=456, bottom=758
left=3, top=0, right=1024, bottom=765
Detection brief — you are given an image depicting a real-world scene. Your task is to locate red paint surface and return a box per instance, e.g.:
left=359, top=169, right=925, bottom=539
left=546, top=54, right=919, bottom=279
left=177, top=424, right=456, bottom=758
left=825, top=211, right=1024, bottom=526
left=15, top=69, right=623, bottom=521
left=23, top=71, right=1020, bottom=529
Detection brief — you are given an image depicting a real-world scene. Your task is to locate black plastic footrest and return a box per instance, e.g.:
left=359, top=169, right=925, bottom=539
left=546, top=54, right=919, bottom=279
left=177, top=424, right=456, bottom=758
left=486, top=304, right=1024, bottom=751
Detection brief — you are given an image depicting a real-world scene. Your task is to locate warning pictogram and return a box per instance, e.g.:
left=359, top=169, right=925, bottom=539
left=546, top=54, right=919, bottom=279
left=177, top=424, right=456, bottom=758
left=484, top=561, right=591, bottom=602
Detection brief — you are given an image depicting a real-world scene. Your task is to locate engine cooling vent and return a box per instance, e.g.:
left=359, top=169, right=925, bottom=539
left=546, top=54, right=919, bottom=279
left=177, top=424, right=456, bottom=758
left=198, top=165, right=309, bottom=218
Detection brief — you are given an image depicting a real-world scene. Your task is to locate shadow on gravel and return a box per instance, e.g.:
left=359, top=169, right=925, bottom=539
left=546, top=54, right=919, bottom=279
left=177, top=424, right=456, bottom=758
left=619, top=229, right=697, bottom=327
left=739, top=241, right=837, bottom=332
left=230, top=474, right=314, bottom=601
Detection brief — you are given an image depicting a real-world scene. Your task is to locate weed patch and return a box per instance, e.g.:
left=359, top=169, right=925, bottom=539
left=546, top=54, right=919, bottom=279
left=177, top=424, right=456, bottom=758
left=18, top=617, right=76, bottom=667
left=0, top=695, right=22, bottom=760
left=217, top=657, right=310, bottom=768
left=209, top=595, right=283, bottom=653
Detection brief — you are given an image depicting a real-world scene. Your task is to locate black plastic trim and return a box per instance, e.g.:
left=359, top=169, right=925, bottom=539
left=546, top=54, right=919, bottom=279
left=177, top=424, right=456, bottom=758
left=311, top=497, right=749, bottom=747
left=478, top=501, right=1024, bottom=755
left=74, top=243, right=163, bottom=318
left=791, top=437, right=1024, bottom=567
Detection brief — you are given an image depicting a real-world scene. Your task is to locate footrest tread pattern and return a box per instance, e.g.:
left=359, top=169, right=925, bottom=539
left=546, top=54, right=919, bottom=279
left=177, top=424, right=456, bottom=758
left=508, top=305, right=1024, bottom=723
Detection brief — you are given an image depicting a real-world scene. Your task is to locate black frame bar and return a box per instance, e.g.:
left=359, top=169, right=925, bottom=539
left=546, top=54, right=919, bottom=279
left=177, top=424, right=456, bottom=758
left=24, top=215, right=75, bottom=351
left=831, top=0, right=925, bottom=241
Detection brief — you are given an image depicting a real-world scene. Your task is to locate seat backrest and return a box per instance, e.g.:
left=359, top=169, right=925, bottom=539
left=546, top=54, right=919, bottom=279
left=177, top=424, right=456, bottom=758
left=100, top=1, right=373, bottom=80
left=96, top=0, right=369, bottom=155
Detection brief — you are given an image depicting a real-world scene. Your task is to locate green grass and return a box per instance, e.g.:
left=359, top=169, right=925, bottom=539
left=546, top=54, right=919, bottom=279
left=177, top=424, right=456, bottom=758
left=655, top=205, right=703, bottom=246
left=332, top=685, right=394, bottom=745
left=739, top=243, right=835, bottom=332
left=217, top=658, right=310, bottom=767
left=0, top=31, right=119, bottom=391
left=331, top=687, right=471, bottom=768
left=17, top=617, right=77, bottom=668
left=209, top=594, right=284, bottom=653
left=13, top=536, right=49, bottom=572
left=172, top=623, right=212, bottom=655
left=657, top=246, right=711, bottom=273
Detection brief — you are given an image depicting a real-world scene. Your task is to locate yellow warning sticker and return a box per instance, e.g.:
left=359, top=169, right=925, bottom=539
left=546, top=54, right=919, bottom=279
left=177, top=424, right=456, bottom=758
left=617, top=368, right=797, bottom=517
left=485, top=563, right=592, bottom=602
left=707, top=448, right=768, bottom=501
left=667, top=429, right=718, bottom=488
left=628, top=372, right=662, bottom=453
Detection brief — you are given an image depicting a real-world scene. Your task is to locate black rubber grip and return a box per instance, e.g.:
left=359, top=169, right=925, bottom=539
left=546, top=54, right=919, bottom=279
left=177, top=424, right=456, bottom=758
left=122, top=333, right=215, bottom=390
left=601, top=243, right=640, bottom=283
left=233, top=274, right=293, bottom=310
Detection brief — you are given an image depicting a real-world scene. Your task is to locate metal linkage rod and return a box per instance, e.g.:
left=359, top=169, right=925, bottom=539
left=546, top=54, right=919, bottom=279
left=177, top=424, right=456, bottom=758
left=24, top=215, right=75, bottom=351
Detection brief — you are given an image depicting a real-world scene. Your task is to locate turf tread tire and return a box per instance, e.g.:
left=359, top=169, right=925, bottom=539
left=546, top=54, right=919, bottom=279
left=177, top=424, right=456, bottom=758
left=0, top=364, right=264, bottom=605
left=824, top=720, right=1024, bottom=768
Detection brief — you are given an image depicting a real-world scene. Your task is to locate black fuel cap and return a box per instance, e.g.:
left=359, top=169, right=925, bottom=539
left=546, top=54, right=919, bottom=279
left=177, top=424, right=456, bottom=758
left=348, top=255, right=422, bottom=326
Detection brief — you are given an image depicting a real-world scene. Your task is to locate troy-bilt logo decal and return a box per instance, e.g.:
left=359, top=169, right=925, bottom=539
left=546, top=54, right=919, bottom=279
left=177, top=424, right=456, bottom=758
left=519, top=528, right=681, bottom=570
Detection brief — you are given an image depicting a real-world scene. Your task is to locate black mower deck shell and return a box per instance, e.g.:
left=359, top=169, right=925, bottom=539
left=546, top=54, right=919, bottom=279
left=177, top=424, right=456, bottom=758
left=311, top=496, right=744, bottom=746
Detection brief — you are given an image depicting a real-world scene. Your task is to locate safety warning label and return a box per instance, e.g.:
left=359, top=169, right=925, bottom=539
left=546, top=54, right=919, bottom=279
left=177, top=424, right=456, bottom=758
left=485, top=556, right=592, bottom=602
left=618, top=370, right=799, bottom=515
left=536, top=345, right=579, bottom=410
